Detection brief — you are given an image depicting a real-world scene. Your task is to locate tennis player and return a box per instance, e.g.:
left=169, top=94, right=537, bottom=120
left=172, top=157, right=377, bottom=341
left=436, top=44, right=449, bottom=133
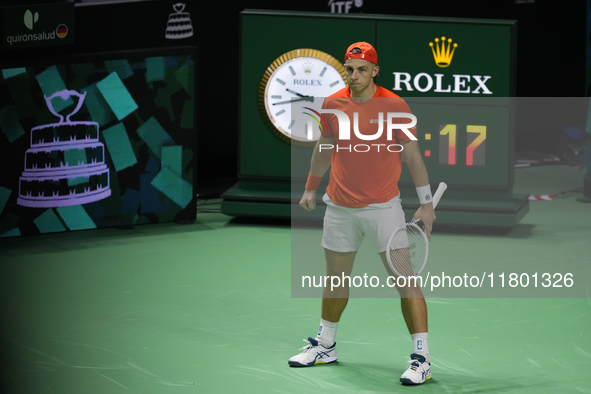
left=289, top=42, right=436, bottom=385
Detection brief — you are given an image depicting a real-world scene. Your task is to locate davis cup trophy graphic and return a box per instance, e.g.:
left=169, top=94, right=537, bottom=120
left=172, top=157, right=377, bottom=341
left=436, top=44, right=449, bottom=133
left=17, top=89, right=111, bottom=208
left=165, top=3, right=194, bottom=40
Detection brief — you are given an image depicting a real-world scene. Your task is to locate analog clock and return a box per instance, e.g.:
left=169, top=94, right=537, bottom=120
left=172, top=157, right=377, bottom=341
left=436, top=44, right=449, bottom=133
left=258, top=49, right=347, bottom=147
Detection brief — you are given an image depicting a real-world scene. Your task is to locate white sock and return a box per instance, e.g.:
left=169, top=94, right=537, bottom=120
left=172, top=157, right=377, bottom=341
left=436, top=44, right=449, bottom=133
left=411, top=332, right=429, bottom=362
left=316, top=318, right=338, bottom=348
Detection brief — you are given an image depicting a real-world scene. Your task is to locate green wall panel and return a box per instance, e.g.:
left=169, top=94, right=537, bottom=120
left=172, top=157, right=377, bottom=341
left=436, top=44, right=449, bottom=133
left=376, top=20, right=514, bottom=97
left=239, top=11, right=516, bottom=192
left=240, top=11, right=375, bottom=179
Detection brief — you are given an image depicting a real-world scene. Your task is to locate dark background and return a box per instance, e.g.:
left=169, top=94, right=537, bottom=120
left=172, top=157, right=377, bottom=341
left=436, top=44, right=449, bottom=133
left=1, top=0, right=587, bottom=195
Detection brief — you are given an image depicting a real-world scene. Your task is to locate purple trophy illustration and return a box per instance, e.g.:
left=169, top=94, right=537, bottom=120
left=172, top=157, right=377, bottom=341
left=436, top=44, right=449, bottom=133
left=17, top=89, right=111, bottom=208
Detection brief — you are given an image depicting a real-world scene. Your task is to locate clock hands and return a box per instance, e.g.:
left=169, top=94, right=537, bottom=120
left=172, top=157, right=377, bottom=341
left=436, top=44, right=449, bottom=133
left=286, top=88, right=312, bottom=98
left=273, top=97, right=314, bottom=105
left=273, top=88, right=315, bottom=105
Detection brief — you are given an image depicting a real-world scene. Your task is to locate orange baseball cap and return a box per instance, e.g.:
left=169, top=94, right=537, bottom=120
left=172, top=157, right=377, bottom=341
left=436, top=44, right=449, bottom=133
left=344, top=42, right=378, bottom=66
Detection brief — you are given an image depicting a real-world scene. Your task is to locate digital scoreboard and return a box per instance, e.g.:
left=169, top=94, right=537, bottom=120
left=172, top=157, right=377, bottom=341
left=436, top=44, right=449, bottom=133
left=401, top=98, right=512, bottom=190
left=376, top=18, right=516, bottom=198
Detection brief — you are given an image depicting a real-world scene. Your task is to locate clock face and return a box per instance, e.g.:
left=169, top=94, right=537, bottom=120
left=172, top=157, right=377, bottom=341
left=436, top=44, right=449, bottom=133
left=259, top=49, right=347, bottom=146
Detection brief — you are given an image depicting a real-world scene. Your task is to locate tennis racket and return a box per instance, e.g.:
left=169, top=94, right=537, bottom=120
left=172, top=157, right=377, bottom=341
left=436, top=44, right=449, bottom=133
left=386, top=182, right=447, bottom=277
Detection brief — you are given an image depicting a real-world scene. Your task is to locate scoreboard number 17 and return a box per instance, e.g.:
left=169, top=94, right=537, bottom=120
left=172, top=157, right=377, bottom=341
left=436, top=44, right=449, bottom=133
left=438, top=124, right=487, bottom=166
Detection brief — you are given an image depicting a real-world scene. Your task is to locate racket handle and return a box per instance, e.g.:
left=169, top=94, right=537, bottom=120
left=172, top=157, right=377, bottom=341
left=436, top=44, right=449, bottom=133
left=432, top=182, right=447, bottom=209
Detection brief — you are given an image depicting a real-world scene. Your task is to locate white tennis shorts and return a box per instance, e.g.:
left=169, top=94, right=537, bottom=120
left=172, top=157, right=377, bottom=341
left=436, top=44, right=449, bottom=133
left=321, top=193, right=406, bottom=254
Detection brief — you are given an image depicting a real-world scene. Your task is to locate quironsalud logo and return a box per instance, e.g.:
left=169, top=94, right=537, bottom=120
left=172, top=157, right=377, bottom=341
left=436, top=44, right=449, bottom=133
left=23, top=9, right=39, bottom=30
left=6, top=9, right=68, bottom=46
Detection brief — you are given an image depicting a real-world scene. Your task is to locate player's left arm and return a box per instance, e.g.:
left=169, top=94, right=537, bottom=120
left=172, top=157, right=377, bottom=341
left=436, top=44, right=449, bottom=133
left=401, top=139, right=436, bottom=240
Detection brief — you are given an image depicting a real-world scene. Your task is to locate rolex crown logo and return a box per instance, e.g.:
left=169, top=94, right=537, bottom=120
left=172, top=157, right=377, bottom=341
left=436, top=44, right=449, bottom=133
left=302, top=61, right=314, bottom=74
left=429, top=36, right=458, bottom=68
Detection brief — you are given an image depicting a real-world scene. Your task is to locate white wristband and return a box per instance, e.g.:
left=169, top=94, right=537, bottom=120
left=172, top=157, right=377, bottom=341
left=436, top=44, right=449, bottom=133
left=416, top=185, right=432, bottom=204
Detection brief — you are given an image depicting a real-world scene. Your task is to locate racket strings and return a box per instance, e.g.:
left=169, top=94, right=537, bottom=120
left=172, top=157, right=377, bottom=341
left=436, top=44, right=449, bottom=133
left=388, top=224, right=428, bottom=277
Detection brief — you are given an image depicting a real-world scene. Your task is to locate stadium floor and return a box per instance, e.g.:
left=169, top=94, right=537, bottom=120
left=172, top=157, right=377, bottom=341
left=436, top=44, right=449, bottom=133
left=1, top=164, right=590, bottom=393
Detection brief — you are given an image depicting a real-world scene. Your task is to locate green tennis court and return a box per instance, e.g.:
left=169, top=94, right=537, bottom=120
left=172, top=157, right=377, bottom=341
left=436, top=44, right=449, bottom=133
left=1, top=164, right=590, bottom=393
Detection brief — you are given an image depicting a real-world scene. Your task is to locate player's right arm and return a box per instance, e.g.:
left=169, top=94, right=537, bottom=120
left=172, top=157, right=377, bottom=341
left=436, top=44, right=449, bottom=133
left=299, top=135, right=336, bottom=211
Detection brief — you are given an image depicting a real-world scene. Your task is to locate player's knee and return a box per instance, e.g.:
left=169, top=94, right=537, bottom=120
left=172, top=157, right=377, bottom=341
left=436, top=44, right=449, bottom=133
left=395, top=283, right=422, bottom=297
left=325, top=264, right=351, bottom=277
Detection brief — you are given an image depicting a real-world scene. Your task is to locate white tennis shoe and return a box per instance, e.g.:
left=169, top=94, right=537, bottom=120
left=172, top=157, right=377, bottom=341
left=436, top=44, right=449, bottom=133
left=400, top=353, right=431, bottom=384
left=288, top=337, right=338, bottom=367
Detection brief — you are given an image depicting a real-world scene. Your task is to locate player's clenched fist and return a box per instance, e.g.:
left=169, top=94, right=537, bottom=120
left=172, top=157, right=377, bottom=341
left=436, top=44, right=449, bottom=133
left=299, top=189, right=317, bottom=211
